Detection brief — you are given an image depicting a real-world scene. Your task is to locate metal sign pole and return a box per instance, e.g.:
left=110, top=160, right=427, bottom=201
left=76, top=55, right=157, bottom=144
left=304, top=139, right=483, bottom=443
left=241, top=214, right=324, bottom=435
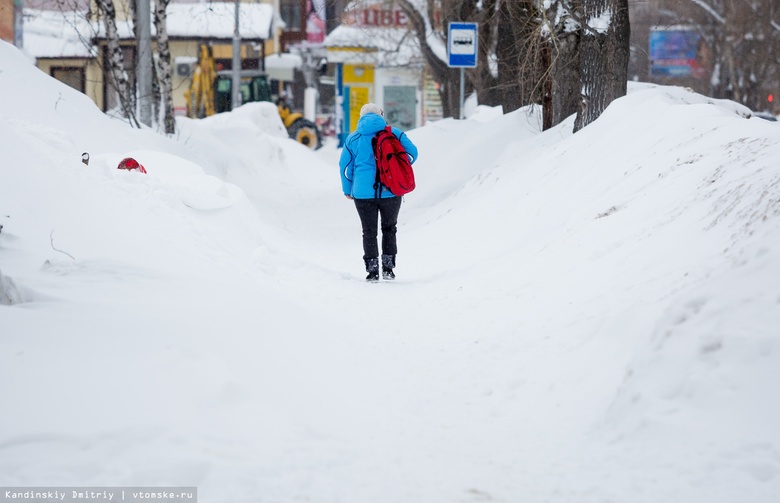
left=460, top=68, right=465, bottom=120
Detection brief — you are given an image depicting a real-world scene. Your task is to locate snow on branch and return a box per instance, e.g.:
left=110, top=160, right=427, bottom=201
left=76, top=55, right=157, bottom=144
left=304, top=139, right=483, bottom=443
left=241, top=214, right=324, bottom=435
left=688, top=0, right=726, bottom=24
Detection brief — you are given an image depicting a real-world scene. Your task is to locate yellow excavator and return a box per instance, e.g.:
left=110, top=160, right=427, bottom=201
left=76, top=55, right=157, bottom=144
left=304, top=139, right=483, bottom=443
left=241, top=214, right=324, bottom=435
left=185, top=44, right=216, bottom=119
left=185, top=44, right=322, bottom=150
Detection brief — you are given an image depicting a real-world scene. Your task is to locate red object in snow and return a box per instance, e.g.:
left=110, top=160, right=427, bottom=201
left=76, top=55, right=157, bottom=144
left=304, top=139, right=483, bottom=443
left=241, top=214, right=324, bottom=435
left=117, top=157, right=147, bottom=174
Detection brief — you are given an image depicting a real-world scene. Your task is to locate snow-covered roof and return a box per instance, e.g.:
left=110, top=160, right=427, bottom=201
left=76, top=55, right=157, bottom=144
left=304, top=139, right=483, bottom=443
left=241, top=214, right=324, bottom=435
left=324, top=24, right=423, bottom=67
left=163, top=3, right=273, bottom=40
left=23, top=3, right=273, bottom=60
left=265, top=52, right=302, bottom=70
left=22, top=9, right=95, bottom=59
left=264, top=52, right=302, bottom=80
left=90, top=3, right=273, bottom=40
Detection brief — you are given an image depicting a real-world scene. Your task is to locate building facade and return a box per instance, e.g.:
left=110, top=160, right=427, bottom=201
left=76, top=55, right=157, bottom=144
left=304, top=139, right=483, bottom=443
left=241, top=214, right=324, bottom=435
left=25, top=0, right=298, bottom=116
left=0, top=0, right=23, bottom=46
left=325, top=0, right=442, bottom=143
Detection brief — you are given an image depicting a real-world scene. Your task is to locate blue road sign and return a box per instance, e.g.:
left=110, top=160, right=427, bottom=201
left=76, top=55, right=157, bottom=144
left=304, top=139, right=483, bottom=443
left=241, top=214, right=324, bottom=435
left=448, top=22, right=478, bottom=68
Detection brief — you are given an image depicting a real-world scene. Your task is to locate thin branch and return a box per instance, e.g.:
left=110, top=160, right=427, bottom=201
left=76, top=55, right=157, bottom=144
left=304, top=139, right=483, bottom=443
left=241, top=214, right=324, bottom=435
left=50, top=230, right=76, bottom=261
left=687, top=0, right=726, bottom=24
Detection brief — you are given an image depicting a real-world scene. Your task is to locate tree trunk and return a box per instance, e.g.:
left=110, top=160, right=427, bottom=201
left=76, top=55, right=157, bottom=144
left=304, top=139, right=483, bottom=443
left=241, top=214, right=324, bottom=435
left=154, top=0, right=175, bottom=134
left=151, top=52, right=162, bottom=123
left=96, top=0, right=139, bottom=127
left=500, top=0, right=539, bottom=113
left=574, top=0, right=630, bottom=132
left=474, top=0, right=500, bottom=107
left=541, top=39, right=552, bottom=130
left=539, top=0, right=582, bottom=128
left=551, top=28, right=581, bottom=126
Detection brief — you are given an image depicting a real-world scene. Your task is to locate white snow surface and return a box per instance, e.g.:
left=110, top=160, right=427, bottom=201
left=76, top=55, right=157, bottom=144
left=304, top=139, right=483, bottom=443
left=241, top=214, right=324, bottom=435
left=2, top=40, right=780, bottom=502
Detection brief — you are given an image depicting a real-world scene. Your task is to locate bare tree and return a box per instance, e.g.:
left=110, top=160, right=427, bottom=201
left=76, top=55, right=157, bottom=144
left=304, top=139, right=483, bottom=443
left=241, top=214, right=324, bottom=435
left=50, top=0, right=174, bottom=130
left=154, top=0, right=175, bottom=134
left=541, top=0, right=582, bottom=127
left=574, top=0, right=630, bottom=131
left=129, top=0, right=171, bottom=132
left=95, top=0, right=140, bottom=127
left=396, top=0, right=545, bottom=118
left=493, top=0, right=543, bottom=113
left=666, top=0, right=780, bottom=111
left=396, top=0, right=462, bottom=118
left=339, top=0, right=630, bottom=127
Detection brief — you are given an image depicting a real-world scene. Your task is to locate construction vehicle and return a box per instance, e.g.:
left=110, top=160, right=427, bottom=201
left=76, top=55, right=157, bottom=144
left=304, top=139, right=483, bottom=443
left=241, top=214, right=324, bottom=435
left=185, top=44, right=323, bottom=150
left=275, top=97, right=322, bottom=150
left=185, top=45, right=217, bottom=119
left=213, top=70, right=272, bottom=113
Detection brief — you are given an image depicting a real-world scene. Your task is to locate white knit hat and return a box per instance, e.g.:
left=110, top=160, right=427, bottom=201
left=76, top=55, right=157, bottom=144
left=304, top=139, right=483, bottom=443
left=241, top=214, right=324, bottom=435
left=360, top=103, right=383, bottom=117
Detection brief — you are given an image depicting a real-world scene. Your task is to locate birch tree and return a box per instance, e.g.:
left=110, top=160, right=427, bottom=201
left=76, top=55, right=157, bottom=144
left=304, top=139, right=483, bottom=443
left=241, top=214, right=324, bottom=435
left=154, top=0, right=175, bottom=134
left=130, top=0, right=173, bottom=133
left=95, top=0, right=140, bottom=127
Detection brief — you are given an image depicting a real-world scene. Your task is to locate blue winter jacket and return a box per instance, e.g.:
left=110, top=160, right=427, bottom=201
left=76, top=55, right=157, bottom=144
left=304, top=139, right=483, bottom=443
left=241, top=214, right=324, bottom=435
left=339, top=113, right=418, bottom=199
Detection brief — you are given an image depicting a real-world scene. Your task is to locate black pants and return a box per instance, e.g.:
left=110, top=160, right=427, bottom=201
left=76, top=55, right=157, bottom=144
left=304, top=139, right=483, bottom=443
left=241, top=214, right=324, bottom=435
left=354, top=196, right=402, bottom=260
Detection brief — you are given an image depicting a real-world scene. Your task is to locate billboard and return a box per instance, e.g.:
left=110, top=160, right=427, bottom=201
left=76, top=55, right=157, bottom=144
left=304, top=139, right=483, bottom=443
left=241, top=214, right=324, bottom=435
left=649, top=28, right=706, bottom=78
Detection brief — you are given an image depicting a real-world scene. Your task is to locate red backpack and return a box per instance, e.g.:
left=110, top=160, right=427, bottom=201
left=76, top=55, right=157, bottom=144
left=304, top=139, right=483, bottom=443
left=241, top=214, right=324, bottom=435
left=372, top=126, right=415, bottom=197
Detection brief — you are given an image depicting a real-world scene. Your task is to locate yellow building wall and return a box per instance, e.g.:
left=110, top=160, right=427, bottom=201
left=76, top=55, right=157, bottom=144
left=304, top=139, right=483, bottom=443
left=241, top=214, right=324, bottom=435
left=35, top=58, right=103, bottom=107
left=342, top=63, right=375, bottom=132
left=343, top=63, right=374, bottom=84
left=170, top=39, right=200, bottom=115
left=86, top=61, right=103, bottom=108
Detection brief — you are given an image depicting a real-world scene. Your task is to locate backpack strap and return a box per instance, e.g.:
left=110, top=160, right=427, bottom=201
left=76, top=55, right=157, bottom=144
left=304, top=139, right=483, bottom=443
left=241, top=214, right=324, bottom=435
left=371, top=134, right=381, bottom=198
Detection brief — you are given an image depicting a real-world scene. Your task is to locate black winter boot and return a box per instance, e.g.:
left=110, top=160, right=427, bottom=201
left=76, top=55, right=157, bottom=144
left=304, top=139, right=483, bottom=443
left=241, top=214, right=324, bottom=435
left=365, top=257, right=379, bottom=282
left=381, top=254, right=396, bottom=280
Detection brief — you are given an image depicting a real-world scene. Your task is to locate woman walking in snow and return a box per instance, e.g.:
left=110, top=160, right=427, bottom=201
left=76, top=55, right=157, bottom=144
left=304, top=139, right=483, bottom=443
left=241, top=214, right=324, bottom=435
left=339, top=103, right=418, bottom=282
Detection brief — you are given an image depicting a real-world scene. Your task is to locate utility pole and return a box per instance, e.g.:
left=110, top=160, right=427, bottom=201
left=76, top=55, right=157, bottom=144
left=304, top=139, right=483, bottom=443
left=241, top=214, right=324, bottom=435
left=137, top=0, right=153, bottom=126
left=231, top=0, right=242, bottom=110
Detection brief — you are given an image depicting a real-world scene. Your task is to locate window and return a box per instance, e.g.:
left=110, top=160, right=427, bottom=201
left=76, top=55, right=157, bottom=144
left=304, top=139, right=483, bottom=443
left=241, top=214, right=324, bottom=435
left=51, top=67, right=85, bottom=93
left=280, top=0, right=303, bottom=31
